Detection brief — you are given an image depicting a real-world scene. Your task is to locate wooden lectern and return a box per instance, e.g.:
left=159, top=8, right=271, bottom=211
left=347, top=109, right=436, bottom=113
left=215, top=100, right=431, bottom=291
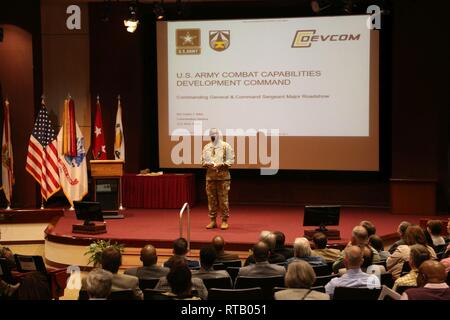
left=90, top=160, right=125, bottom=212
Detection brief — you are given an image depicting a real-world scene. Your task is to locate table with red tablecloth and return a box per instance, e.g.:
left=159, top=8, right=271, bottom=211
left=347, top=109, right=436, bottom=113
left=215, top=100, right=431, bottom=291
left=122, top=173, right=196, bottom=209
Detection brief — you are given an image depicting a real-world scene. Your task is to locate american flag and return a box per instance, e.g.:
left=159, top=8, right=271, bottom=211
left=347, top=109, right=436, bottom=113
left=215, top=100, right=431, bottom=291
left=26, top=101, right=60, bottom=200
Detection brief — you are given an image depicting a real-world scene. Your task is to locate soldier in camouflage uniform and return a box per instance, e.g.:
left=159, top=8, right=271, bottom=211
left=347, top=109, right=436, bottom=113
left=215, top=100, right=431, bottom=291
left=202, top=128, right=235, bottom=230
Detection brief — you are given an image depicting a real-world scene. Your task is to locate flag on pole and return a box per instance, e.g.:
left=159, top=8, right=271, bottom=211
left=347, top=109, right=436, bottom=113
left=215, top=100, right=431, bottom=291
left=57, top=98, right=88, bottom=206
left=114, top=95, right=125, bottom=161
left=92, top=96, right=107, bottom=160
left=1, top=99, right=14, bottom=204
left=26, top=98, right=61, bottom=200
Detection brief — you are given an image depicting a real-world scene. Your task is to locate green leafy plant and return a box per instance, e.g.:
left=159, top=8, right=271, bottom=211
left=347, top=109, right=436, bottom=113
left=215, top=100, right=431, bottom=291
left=84, top=239, right=125, bottom=266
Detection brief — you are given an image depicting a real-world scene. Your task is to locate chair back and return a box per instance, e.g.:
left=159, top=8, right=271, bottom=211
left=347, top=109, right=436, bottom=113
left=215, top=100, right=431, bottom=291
left=143, top=289, right=172, bottom=300
left=311, top=286, right=326, bottom=293
left=220, top=260, right=242, bottom=268
left=313, top=264, right=331, bottom=276
left=213, top=263, right=227, bottom=270
left=226, top=267, right=240, bottom=283
left=0, top=258, right=14, bottom=283
left=208, top=288, right=263, bottom=300
left=235, top=276, right=285, bottom=299
left=14, top=254, right=47, bottom=273
left=380, top=272, right=394, bottom=288
left=401, top=261, right=411, bottom=274
left=108, top=289, right=135, bottom=300
left=314, top=274, right=338, bottom=287
left=202, top=277, right=233, bottom=290
left=78, top=290, right=89, bottom=300
left=333, top=287, right=381, bottom=300
left=396, top=285, right=416, bottom=295
left=138, top=278, right=160, bottom=290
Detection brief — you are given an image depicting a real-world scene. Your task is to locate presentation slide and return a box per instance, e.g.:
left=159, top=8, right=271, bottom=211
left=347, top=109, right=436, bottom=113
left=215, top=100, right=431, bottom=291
left=157, top=15, right=379, bottom=171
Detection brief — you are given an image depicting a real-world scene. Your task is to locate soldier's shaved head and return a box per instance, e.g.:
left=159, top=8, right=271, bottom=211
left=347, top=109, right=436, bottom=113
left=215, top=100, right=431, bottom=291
left=140, top=244, right=157, bottom=266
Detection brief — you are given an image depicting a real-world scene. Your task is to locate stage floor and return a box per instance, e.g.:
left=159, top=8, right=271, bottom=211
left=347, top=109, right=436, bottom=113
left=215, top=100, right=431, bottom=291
left=45, top=205, right=449, bottom=251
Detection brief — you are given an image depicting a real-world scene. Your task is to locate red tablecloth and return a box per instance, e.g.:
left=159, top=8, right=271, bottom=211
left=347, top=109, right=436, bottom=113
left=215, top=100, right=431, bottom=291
left=122, top=173, right=196, bottom=209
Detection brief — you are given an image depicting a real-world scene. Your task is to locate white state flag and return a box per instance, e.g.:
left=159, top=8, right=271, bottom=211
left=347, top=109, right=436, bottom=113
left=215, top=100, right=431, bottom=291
left=57, top=122, right=88, bottom=206
left=114, top=98, right=125, bottom=161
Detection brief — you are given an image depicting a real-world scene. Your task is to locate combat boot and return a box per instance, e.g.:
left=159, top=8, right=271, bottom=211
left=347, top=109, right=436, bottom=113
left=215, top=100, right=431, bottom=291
left=206, top=218, right=217, bottom=229
left=220, top=218, right=229, bottom=230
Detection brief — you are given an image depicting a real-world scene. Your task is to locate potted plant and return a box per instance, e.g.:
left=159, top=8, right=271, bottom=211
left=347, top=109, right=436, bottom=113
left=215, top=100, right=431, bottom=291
left=84, top=239, right=125, bottom=267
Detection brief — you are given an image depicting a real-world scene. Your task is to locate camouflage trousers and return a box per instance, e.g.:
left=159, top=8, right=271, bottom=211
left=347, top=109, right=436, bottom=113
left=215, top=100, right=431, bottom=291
left=206, top=180, right=230, bottom=219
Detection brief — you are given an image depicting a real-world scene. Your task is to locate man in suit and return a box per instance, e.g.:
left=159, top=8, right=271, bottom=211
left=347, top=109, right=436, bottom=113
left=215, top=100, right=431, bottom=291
left=245, top=232, right=286, bottom=266
left=272, top=231, right=294, bottom=260
left=124, top=244, right=169, bottom=280
left=192, top=245, right=232, bottom=286
left=82, top=247, right=143, bottom=300
left=311, top=232, right=341, bottom=263
left=238, top=242, right=286, bottom=278
left=164, top=238, right=200, bottom=269
left=212, top=236, right=240, bottom=262
left=388, top=221, right=411, bottom=254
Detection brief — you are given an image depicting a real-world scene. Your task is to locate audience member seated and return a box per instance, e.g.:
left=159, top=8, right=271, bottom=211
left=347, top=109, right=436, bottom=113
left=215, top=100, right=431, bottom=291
left=192, top=245, right=232, bottom=284
left=332, top=226, right=380, bottom=273
left=393, top=244, right=430, bottom=292
left=85, top=268, right=113, bottom=300
left=369, top=235, right=390, bottom=260
left=426, top=220, right=446, bottom=247
left=211, top=236, right=239, bottom=262
left=325, top=246, right=372, bottom=298
left=360, top=220, right=377, bottom=237
left=387, top=225, right=437, bottom=279
left=163, top=238, right=200, bottom=269
left=238, top=242, right=286, bottom=278
left=287, top=237, right=327, bottom=267
left=124, top=244, right=169, bottom=279
left=274, top=260, right=330, bottom=300
left=311, top=232, right=341, bottom=263
left=388, top=221, right=411, bottom=254
left=161, top=259, right=201, bottom=300
left=82, top=246, right=143, bottom=300
left=272, top=231, right=294, bottom=260
left=0, top=247, right=16, bottom=269
left=245, top=232, right=286, bottom=266
left=338, top=245, right=385, bottom=276
left=401, top=260, right=450, bottom=300
left=156, top=256, right=208, bottom=300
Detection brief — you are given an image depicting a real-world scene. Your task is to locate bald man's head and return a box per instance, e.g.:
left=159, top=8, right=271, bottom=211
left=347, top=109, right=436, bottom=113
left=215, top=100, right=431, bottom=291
left=344, top=245, right=364, bottom=269
left=212, top=236, right=225, bottom=253
left=417, top=260, right=447, bottom=287
left=140, top=245, right=157, bottom=266
left=253, top=241, right=269, bottom=263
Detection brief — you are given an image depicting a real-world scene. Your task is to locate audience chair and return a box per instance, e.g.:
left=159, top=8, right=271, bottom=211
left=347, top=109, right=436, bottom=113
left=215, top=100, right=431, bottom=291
left=234, top=276, right=285, bottom=300
left=108, top=290, right=136, bottom=300
left=396, top=285, right=416, bottom=295
left=313, top=264, right=331, bottom=276
left=202, top=277, right=233, bottom=290
left=212, top=263, right=227, bottom=270
left=208, top=288, right=263, bottom=300
left=333, top=287, right=381, bottom=300
left=226, top=267, right=241, bottom=283
left=380, top=272, right=394, bottom=288
left=314, top=274, right=338, bottom=287
left=139, top=278, right=160, bottom=290
left=219, top=260, right=242, bottom=268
